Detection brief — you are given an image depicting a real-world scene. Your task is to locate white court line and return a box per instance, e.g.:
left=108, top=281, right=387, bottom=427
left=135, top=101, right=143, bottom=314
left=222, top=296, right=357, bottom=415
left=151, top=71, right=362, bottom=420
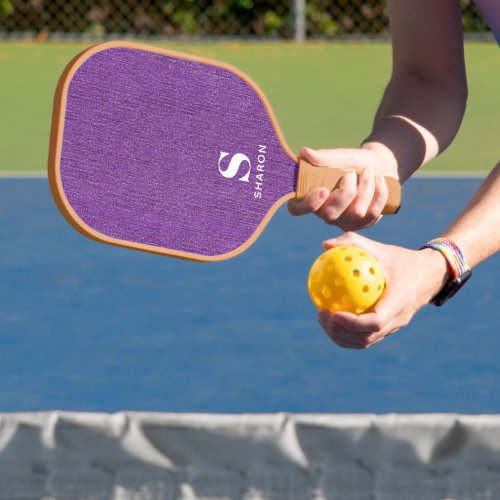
left=414, top=170, right=487, bottom=178
left=0, top=171, right=47, bottom=178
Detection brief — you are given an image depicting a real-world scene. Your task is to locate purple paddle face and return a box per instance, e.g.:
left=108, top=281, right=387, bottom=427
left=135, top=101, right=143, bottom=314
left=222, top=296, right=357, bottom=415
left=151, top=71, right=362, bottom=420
left=57, top=45, right=298, bottom=259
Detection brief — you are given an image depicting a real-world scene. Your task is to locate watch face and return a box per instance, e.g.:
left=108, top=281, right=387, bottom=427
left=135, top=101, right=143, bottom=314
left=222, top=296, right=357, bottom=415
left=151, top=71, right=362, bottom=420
left=432, top=269, right=472, bottom=306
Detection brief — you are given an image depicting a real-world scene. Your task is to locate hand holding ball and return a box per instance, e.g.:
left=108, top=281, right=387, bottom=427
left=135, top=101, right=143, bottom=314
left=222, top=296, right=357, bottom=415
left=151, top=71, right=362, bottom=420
left=308, top=245, right=385, bottom=314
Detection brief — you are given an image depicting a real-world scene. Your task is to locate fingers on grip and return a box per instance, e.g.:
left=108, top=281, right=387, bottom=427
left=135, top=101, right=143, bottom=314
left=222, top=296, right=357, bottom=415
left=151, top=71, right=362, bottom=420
left=295, top=158, right=401, bottom=215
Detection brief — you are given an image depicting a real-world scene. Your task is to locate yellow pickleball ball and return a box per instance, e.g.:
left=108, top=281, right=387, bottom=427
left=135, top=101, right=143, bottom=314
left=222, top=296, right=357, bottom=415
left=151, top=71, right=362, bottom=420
left=308, top=245, right=385, bottom=314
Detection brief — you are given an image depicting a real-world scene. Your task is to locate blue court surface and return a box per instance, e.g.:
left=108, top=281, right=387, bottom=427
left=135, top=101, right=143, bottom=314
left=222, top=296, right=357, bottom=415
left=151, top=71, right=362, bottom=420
left=0, top=176, right=498, bottom=413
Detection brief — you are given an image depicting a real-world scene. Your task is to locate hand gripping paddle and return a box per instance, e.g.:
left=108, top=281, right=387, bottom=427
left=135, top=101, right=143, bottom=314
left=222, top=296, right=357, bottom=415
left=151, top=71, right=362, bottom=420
left=49, top=41, right=401, bottom=262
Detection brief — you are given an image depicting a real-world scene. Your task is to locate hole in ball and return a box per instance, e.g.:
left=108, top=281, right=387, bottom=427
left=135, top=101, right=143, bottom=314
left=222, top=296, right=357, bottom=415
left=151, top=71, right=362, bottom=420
left=342, top=295, right=351, bottom=304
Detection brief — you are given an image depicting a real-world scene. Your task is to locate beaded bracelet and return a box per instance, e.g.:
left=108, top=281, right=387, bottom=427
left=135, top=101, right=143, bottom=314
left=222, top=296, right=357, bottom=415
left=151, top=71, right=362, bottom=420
left=421, top=238, right=470, bottom=278
left=421, top=237, right=472, bottom=306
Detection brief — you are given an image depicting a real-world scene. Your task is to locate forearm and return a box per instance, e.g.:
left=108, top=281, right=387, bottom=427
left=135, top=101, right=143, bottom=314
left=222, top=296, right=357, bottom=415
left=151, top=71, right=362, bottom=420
left=441, top=162, right=500, bottom=267
left=412, top=163, right=500, bottom=307
left=361, top=0, right=467, bottom=182
left=363, top=73, right=467, bottom=181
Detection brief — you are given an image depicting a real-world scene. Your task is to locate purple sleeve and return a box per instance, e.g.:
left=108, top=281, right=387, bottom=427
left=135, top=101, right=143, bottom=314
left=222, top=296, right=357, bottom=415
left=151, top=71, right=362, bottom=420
left=473, top=0, right=500, bottom=45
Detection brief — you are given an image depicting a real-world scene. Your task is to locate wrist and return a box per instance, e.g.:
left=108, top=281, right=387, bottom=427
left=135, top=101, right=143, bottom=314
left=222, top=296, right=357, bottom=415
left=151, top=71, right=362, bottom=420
left=361, top=141, right=399, bottom=178
left=420, top=238, right=472, bottom=306
left=418, top=248, right=452, bottom=302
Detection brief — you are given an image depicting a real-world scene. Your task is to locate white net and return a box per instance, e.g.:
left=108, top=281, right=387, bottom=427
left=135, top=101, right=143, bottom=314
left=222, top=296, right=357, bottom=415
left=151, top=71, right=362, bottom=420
left=1, top=412, right=500, bottom=499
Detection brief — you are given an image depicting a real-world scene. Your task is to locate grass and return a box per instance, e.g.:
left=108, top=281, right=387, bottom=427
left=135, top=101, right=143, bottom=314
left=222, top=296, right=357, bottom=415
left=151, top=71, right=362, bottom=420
left=0, top=40, right=497, bottom=172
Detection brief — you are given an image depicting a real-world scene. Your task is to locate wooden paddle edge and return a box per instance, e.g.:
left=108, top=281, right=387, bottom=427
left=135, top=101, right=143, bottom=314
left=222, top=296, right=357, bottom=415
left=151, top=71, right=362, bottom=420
left=47, top=41, right=299, bottom=262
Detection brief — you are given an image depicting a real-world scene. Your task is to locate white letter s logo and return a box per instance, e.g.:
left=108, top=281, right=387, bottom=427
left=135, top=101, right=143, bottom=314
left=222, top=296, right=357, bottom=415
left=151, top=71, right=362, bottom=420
left=218, top=152, right=251, bottom=182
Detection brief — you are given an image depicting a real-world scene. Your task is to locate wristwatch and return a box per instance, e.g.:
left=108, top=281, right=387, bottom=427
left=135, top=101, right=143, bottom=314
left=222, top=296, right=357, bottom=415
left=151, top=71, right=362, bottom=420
left=421, top=238, right=472, bottom=306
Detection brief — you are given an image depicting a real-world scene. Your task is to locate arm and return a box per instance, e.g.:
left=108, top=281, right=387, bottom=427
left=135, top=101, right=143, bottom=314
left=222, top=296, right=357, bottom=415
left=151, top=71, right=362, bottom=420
left=364, top=0, right=468, bottom=180
left=441, top=163, right=500, bottom=267
left=289, top=0, right=467, bottom=229
left=318, top=163, right=500, bottom=349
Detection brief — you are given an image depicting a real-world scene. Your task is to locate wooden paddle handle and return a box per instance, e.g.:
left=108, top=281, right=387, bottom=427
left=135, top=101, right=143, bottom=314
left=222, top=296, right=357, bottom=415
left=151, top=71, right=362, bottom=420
left=295, top=158, right=401, bottom=215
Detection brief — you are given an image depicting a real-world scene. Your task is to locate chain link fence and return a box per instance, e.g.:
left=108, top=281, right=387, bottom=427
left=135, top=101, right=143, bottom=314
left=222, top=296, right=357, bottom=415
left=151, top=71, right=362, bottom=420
left=0, top=0, right=491, bottom=40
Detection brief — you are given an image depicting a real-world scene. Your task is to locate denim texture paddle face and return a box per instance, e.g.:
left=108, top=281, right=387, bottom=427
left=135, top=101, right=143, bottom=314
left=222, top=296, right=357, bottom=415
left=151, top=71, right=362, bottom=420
left=49, top=42, right=401, bottom=261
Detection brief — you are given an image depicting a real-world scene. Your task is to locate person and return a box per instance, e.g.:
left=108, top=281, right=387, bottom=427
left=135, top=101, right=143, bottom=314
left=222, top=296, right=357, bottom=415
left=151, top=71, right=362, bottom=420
left=287, top=0, right=499, bottom=349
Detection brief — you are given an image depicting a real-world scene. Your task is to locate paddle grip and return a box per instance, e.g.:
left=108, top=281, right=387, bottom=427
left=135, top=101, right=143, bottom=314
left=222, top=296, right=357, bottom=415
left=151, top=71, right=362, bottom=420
left=295, top=158, right=401, bottom=215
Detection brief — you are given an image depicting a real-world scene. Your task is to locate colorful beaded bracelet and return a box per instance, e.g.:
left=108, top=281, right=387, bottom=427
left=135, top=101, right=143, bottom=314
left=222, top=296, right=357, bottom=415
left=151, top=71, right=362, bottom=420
left=421, top=238, right=472, bottom=306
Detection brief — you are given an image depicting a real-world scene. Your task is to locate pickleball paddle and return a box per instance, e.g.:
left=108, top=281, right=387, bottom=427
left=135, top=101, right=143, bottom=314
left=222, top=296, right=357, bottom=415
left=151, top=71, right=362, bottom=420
left=48, top=41, right=401, bottom=262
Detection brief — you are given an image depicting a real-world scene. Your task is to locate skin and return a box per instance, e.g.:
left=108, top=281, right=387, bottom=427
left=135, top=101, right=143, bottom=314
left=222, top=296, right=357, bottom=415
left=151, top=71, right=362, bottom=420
left=288, top=0, right=467, bottom=230
left=290, top=0, right=499, bottom=348
left=319, top=163, right=499, bottom=349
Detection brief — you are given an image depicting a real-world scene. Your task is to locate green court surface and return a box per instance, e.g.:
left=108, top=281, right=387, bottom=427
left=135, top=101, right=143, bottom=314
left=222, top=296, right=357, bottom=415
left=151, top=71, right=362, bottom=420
left=0, top=41, right=497, bottom=173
